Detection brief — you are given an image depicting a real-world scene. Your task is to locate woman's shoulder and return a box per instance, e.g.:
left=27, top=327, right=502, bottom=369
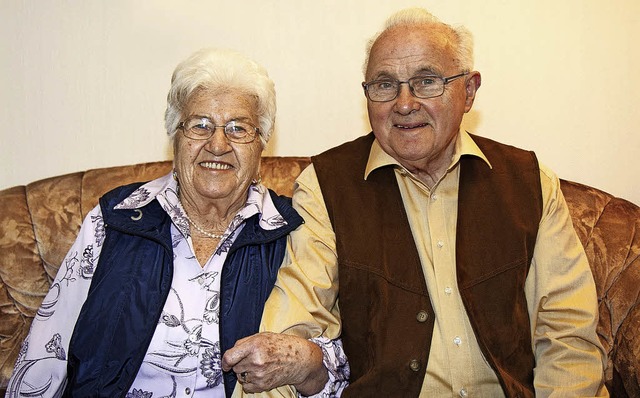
left=262, top=188, right=303, bottom=229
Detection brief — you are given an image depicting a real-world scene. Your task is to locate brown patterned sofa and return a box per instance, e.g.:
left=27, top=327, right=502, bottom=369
left=1, top=157, right=639, bottom=396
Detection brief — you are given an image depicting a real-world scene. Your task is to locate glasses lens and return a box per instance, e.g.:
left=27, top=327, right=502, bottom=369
left=183, top=117, right=214, bottom=139
left=224, top=121, right=256, bottom=143
left=410, top=76, right=444, bottom=99
left=367, top=80, right=399, bottom=102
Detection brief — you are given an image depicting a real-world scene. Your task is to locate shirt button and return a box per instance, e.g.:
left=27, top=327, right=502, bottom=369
left=437, top=240, right=444, bottom=248
left=432, top=194, right=438, bottom=201
left=453, top=336, right=462, bottom=346
left=444, top=286, right=452, bottom=295
left=416, top=310, right=429, bottom=323
left=409, top=359, right=421, bottom=371
left=459, top=387, right=468, bottom=397
left=185, top=387, right=192, bottom=395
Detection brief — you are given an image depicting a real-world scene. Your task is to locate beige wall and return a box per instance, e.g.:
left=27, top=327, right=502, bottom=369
left=1, top=0, right=639, bottom=205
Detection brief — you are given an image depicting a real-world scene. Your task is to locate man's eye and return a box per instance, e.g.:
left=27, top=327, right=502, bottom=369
left=375, top=81, right=396, bottom=90
left=415, top=77, right=437, bottom=86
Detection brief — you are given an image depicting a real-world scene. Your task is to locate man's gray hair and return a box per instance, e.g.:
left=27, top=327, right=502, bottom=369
left=165, top=48, right=276, bottom=148
left=362, top=8, right=475, bottom=77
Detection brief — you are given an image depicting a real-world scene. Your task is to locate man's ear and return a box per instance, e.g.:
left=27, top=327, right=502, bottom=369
left=464, top=71, right=482, bottom=112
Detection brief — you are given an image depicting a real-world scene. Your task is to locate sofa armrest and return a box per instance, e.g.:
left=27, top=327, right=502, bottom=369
left=561, top=179, right=640, bottom=396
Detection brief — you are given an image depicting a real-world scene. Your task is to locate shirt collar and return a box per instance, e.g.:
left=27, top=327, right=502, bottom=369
left=113, top=172, right=286, bottom=239
left=364, top=130, right=492, bottom=180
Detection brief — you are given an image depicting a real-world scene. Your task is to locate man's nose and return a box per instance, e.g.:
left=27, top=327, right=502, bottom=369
left=394, top=83, right=420, bottom=114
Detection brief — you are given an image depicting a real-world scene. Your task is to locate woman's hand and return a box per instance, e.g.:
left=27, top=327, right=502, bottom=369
left=221, top=332, right=328, bottom=395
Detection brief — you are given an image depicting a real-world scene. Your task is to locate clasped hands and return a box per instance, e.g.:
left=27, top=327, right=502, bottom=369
left=222, top=332, right=328, bottom=395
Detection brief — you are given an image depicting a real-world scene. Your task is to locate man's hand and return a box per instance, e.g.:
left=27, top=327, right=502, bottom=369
left=221, top=332, right=328, bottom=395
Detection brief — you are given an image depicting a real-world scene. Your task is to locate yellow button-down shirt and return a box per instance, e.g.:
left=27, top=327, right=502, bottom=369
left=261, top=131, right=608, bottom=397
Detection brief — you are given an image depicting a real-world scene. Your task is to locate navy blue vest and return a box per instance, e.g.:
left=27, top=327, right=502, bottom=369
left=64, top=182, right=303, bottom=397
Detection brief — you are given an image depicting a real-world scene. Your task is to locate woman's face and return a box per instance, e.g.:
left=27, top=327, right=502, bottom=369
left=173, top=89, right=263, bottom=208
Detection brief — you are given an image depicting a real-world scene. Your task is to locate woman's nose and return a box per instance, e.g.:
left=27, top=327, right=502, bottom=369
left=206, top=127, right=232, bottom=153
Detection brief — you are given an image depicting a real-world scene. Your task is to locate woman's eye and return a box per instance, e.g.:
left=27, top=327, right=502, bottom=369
left=193, top=123, right=209, bottom=130
left=227, top=125, right=248, bottom=136
left=230, top=125, right=246, bottom=133
left=187, top=118, right=213, bottom=131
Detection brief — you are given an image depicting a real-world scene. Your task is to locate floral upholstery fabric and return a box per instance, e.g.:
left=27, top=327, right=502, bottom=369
left=0, top=157, right=637, bottom=396
left=561, top=179, right=640, bottom=396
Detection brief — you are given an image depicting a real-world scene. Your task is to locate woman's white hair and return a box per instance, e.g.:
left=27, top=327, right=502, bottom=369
left=165, top=48, right=276, bottom=148
left=362, top=8, right=475, bottom=76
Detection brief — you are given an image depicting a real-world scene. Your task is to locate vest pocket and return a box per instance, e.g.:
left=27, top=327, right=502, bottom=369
left=458, top=256, right=529, bottom=289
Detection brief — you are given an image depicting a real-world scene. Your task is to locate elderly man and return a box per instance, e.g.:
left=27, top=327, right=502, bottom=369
left=229, top=7, right=608, bottom=397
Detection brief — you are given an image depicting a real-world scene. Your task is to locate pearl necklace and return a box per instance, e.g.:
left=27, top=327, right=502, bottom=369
left=182, top=211, right=225, bottom=239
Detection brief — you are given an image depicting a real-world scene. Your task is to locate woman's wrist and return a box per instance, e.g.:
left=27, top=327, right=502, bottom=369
left=293, top=339, right=328, bottom=396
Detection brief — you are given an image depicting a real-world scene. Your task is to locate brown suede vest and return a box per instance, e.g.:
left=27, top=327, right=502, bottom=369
left=312, top=133, right=542, bottom=397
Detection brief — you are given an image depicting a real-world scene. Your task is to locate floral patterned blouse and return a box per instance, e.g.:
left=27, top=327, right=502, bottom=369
left=7, top=172, right=332, bottom=398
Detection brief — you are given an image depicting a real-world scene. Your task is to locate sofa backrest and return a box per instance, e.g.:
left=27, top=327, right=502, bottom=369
left=0, top=157, right=638, bottom=396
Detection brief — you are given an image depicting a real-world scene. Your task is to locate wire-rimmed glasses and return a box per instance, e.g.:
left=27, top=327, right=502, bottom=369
left=177, top=116, right=259, bottom=144
left=362, top=72, right=469, bottom=102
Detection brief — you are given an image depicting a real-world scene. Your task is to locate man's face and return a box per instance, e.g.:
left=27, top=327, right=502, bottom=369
left=365, top=24, right=480, bottom=176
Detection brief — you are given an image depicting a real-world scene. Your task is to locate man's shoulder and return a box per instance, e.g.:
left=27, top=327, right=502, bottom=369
left=469, top=133, right=535, bottom=157
left=467, top=133, right=539, bottom=173
left=312, top=133, right=374, bottom=173
left=315, top=133, right=374, bottom=158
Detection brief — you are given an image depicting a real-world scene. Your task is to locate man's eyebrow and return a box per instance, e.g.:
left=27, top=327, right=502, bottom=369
left=369, top=71, right=395, bottom=81
left=369, top=67, right=444, bottom=81
left=415, top=67, right=442, bottom=76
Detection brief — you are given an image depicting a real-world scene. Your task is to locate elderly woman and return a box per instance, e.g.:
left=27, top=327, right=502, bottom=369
left=6, top=49, right=335, bottom=397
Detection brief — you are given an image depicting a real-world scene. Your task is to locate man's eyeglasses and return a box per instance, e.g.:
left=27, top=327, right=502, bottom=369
left=362, top=72, right=469, bottom=102
left=177, top=116, right=259, bottom=144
